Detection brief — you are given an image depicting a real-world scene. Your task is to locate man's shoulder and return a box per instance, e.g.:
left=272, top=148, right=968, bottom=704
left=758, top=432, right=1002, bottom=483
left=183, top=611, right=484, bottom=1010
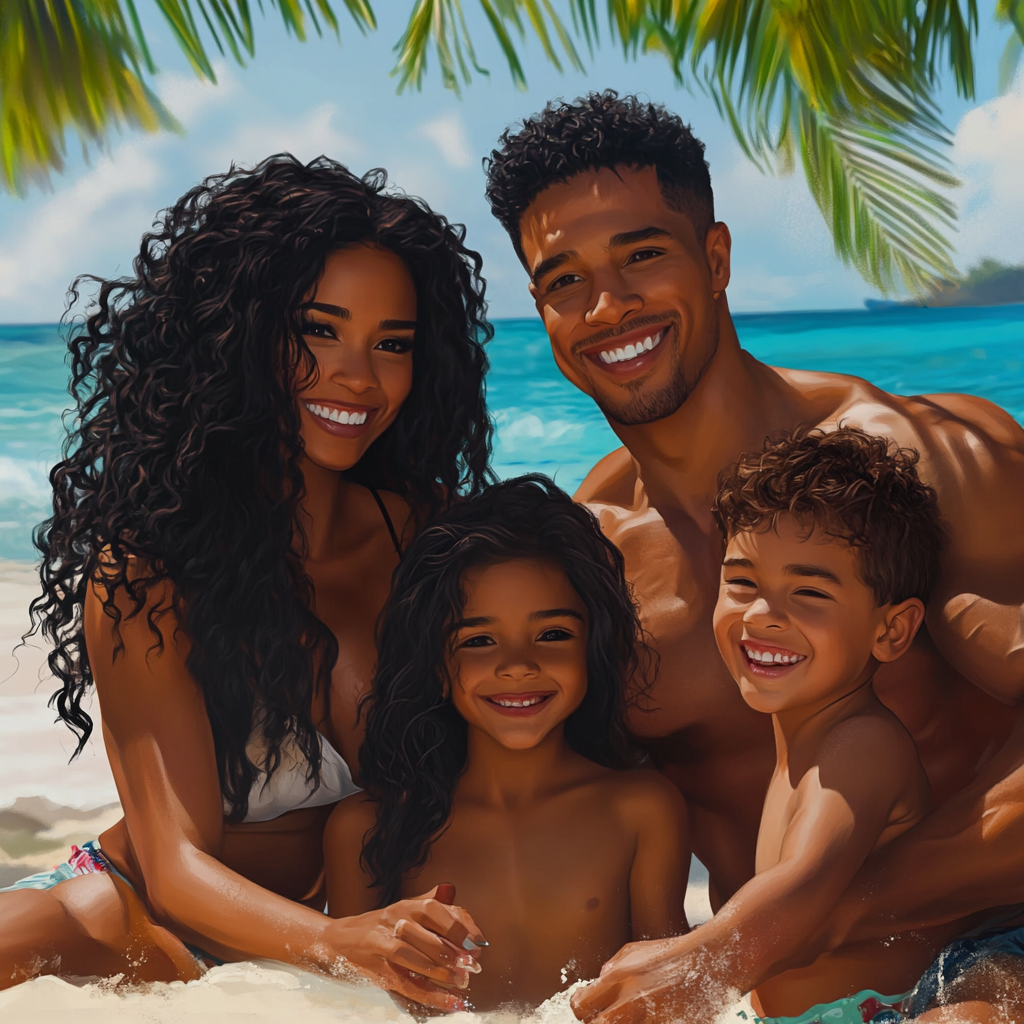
left=574, top=446, right=640, bottom=507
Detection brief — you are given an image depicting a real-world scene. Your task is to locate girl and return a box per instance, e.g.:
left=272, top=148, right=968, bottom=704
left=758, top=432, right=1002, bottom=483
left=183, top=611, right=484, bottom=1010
left=325, top=476, right=689, bottom=1010
left=0, top=155, right=490, bottom=1011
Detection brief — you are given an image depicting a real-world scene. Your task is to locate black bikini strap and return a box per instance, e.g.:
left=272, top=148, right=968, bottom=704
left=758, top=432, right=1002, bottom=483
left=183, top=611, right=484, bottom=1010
left=368, top=486, right=403, bottom=559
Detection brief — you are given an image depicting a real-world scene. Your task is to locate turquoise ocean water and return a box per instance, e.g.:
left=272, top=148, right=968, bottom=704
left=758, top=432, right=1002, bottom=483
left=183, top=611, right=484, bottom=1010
left=2, top=305, right=1022, bottom=562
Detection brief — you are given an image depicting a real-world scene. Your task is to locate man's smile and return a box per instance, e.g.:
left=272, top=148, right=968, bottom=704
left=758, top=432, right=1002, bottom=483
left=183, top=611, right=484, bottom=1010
left=581, top=323, right=673, bottom=379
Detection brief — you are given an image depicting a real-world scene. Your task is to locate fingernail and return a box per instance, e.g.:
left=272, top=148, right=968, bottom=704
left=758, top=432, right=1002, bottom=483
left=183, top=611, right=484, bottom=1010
left=462, top=937, right=489, bottom=950
left=456, top=955, right=481, bottom=974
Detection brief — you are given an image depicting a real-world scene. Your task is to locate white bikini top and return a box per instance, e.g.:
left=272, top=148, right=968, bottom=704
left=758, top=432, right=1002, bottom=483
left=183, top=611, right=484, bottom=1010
left=226, top=727, right=361, bottom=823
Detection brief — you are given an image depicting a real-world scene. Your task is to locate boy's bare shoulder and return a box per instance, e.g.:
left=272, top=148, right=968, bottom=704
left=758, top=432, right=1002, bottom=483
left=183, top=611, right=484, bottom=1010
left=813, top=703, right=926, bottom=794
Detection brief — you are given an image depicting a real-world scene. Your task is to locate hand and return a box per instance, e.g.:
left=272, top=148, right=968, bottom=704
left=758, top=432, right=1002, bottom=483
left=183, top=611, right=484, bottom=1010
left=571, top=935, right=739, bottom=1024
left=319, top=883, right=487, bottom=1013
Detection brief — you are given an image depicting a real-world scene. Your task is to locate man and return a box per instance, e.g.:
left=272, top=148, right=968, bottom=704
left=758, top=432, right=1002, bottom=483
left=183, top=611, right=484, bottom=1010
left=484, top=91, right=1024, bottom=1021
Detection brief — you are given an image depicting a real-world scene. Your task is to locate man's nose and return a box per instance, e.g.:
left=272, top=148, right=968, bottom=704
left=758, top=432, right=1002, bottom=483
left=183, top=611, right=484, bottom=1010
left=584, top=272, right=642, bottom=326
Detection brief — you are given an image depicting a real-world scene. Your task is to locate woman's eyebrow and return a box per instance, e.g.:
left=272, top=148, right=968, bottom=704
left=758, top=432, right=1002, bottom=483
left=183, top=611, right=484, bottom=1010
left=306, top=301, right=350, bottom=319
left=530, top=608, right=585, bottom=621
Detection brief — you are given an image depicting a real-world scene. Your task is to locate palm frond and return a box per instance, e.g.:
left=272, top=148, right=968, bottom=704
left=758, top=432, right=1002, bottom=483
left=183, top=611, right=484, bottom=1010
left=798, top=100, right=960, bottom=295
left=997, top=0, right=1024, bottom=91
left=0, top=0, right=180, bottom=195
left=391, top=0, right=581, bottom=93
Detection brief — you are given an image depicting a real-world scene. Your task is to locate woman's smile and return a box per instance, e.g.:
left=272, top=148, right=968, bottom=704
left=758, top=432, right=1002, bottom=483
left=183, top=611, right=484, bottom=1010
left=302, top=400, right=377, bottom=436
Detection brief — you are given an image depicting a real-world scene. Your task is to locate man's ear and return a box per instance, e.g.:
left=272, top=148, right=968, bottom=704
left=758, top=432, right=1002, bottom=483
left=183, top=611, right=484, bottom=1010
left=706, top=222, right=732, bottom=297
left=873, top=598, right=926, bottom=663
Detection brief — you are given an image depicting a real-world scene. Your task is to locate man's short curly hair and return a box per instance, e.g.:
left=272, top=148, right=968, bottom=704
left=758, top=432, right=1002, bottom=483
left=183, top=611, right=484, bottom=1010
left=484, top=91, right=714, bottom=263
left=712, top=427, right=944, bottom=607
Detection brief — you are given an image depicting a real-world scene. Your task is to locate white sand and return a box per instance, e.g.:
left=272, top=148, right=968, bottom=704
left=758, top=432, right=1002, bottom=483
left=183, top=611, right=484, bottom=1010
left=1, top=558, right=752, bottom=1021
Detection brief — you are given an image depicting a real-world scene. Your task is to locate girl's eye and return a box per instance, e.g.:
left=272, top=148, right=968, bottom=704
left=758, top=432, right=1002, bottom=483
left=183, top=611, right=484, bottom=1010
left=538, top=627, right=574, bottom=642
left=301, top=320, right=336, bottom=340
left=375, top=337, right=414, bottom=355
left=626, top=248, right=664, bottom=265
left=460, top=634, right=495, bottom=648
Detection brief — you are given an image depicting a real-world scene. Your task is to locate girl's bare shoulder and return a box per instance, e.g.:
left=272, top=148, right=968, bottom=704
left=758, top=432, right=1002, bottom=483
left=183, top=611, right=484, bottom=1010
left=598, top=767, right=687, bottom=827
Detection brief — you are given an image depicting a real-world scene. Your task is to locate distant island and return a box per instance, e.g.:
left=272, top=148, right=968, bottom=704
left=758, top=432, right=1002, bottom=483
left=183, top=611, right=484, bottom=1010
left=865, top=258, right=1024, bottom=310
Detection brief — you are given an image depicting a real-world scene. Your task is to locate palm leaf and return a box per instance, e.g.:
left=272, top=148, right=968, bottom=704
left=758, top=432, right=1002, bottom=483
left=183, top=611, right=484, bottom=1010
left=997, top=0, right=1024, bottom=90
left=391, top=0, right=581, bottom=93
left=0, top=0, right=180, bottom=195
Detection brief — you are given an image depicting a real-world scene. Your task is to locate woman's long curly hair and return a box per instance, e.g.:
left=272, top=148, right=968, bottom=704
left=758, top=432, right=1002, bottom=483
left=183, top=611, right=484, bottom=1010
left=359, top=475, right=654, bottom=906
left=33, top=154, right=493, bottom=821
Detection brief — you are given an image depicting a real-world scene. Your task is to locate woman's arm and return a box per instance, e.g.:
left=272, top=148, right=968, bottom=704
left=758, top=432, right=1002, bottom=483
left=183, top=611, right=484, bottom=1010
left=87, top=579, right=482, bottom=1010
left=621, top=772, right=689, bottom=941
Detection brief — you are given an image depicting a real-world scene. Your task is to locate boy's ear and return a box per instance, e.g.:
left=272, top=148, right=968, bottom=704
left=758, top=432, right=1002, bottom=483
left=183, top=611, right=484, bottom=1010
left=872, top=598, right=926, bottom=663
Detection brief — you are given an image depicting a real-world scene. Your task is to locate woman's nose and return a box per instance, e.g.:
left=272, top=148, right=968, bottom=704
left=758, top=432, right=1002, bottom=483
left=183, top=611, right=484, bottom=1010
left=323, top=342, right=377, bottom=394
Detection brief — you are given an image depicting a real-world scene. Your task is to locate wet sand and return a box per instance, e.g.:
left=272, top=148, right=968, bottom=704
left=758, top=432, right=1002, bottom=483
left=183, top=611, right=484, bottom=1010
left=1, top=560, right=750, bottom=1021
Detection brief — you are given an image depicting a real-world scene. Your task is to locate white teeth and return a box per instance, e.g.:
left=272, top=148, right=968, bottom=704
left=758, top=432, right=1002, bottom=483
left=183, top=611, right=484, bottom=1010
left=304, top=402, right=367, bottom=426
left=594, top=328, right=664, bottom=366
left=494, top=696, right=544, bottom=708
left=743, top=645, right=804, bottom=666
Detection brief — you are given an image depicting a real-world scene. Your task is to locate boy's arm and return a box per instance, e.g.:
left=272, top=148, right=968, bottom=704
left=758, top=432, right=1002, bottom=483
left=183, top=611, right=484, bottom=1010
left=573, top=718, right=919, bottom=1024
left=323, top=793, right=380, bottom=917
left=622, top=771, right=690, bottom=940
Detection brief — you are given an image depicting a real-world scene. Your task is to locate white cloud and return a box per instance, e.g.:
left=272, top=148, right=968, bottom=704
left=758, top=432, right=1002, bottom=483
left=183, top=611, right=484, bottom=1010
left=952, top=79, right=1024, bottom=267
left=157, top=63, right=238, bottom=126
left=416, top=112, right=473, bottom=169
left=211, top=102, right=364, bottom=170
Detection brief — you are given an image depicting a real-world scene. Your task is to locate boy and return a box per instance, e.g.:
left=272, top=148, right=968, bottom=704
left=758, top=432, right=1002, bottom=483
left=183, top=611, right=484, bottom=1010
left=586, top=427, right=944, bottom=1024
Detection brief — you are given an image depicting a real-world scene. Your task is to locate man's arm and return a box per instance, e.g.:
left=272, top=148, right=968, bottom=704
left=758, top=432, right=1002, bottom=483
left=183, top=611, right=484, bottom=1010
left=572, top=718, right=916, bottom=1024
left=920, top=395, right=1024, bottom=703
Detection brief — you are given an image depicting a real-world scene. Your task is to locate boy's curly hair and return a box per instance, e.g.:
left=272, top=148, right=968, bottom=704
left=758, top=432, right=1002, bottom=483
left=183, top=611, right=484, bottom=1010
left=484, top=90, right=714, bottom=263
left=712, top=427, right=944, bottom=606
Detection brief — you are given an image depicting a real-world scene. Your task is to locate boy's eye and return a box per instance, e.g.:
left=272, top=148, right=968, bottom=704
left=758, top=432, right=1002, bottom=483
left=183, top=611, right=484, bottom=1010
left=794, top=587, right=832, bottom=600
left=724, top=576, right=756, bottom=588
left=460, top=634, right=495, bottom=648
left=375, top=337, right=414, bottom=354
left=538, top=627, right=574, bottom=642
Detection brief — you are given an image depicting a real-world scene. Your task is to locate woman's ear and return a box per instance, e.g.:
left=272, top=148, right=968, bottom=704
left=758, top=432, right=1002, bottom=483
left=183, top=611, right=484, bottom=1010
left=872, top=598, right=926, bottom=663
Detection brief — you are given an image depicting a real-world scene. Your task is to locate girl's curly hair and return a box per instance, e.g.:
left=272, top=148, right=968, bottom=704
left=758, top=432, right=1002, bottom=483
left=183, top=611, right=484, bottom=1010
left=358, top=474, right=654, bottom=906
left=33, top=154, right=493, bottom=821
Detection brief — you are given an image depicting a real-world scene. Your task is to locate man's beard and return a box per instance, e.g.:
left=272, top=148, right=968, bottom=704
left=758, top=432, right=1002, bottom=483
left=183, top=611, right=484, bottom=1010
left=594, top=318, right=720, bottom=427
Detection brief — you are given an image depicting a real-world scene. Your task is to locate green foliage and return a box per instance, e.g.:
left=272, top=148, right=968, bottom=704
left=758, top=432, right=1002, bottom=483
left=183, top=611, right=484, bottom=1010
left=2, top=1, right=1022, bottom=294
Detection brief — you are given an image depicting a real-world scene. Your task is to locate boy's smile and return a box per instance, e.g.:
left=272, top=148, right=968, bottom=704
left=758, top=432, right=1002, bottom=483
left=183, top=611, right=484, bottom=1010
left=712, top=515, right=902, bottom=717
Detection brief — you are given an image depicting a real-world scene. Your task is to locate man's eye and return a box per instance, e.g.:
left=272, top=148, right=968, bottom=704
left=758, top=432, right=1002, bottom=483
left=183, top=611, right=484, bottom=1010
left=548, top=273, right=581, bottom=292
left=301, top=320, right=336, bottom=340
left=375, top=337, right=414, bottom=354
left=625, top=248, right=664, bottom=265
left=538, top=627, right=574, bottom=642
left=461, top=635, right=495, bottom=648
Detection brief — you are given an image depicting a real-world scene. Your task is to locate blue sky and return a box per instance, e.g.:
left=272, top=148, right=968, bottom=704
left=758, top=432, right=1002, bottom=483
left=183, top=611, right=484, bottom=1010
left=0, top=4, right=1021, bottom=322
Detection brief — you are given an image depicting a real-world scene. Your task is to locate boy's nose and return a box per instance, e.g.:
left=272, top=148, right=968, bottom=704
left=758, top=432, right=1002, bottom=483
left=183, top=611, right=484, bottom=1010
left=744, top=596, right=786, bottom=628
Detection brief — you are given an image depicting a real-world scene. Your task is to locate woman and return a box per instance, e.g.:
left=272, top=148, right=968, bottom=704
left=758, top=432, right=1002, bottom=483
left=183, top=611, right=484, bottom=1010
left=0, top=155, right=491, bottom=1011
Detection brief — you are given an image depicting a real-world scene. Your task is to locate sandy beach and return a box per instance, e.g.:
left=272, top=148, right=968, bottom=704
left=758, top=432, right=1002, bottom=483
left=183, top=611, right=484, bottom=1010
left=0, top=559, right=749, bottom=1022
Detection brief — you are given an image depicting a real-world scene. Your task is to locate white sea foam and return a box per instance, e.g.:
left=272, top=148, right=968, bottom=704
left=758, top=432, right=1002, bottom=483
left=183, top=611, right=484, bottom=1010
left=0, top=962, right=753, bottom=1023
